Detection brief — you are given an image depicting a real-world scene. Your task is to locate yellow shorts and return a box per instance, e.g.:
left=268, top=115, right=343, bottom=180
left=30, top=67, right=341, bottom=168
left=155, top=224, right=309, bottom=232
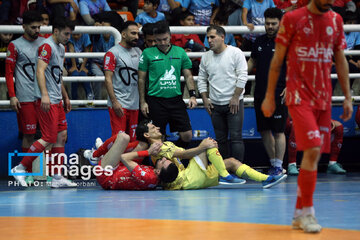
left=181, top=157, right=219, bottom=190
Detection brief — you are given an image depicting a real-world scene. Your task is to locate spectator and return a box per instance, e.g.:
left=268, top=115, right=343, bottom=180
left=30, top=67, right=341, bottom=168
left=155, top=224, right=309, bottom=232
left=182, top=0, right=220, bottom=26
left=197, top=25, right=248, bottom=161
left=138, top=21, right=197, bottom=148
left=332, top=0, right=356, bottom=13
left=157, top=0, right=183, bottom=25
left=135, top=0, right=165, bottom=27
left=107, top=0, right=139, bottom=19
left=0, top=21, right=13, bottom=100
left=0, top=0, right=11, bottom=23
left=79, top=0, right=111, bottom=25
left=46, top=0, right=80, bottom=22
left=247, top=8, right=287, bottom=175
left=39, top=8, right=52, bottom=38
left=226, top=0, right=244, bottom=26
left=273, top=0, right=297, bottom=12
left=241, top=0, right=275, bottom=51
left=171, top=11, right=205, bottom=51
left=286, top=119, right=346, bottom=175
left=140, top=22, right=157, bottom=50
left=67, top=29, right=94, bottom=100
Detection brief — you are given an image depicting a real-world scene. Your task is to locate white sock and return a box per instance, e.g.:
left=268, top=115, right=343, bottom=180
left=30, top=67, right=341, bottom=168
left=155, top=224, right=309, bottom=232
left=274, top=159, right=283, bottom=168
left=329, top=161, right=337, bottom=166
left=302, top=206, right=315, bottom=217
left=294, top=209, right=303, bottom=218
left=16, top=164, right=26, bottom=171
left=270, top=158, right=276, bottom=166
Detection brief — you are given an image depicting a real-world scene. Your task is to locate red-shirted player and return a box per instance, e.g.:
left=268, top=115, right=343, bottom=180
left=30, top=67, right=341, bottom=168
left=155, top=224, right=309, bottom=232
left=84, top=132, right=178, bottom=190
left=262, top=0, right=353, bottom=233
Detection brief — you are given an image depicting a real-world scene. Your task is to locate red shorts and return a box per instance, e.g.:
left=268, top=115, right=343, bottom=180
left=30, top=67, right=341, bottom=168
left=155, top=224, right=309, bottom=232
left=108, top=107, right=138, bottom=142
left=288, top=105, right=331, bottom=153
left=97, top=164, right=158, bottom=190
left=17, top=102, right=38, bottom=134
left=36, top=99, right=68, bottom=143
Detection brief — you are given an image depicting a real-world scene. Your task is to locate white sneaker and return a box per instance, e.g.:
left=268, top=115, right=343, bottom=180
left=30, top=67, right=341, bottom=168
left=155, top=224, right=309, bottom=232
left=292, top=215, right=322, bottom=233
left=11, top=166, right=28, bottom=187
left=84, top=149, right=99, bottom=165
left=95, top=137, right=103, bottom=149
left=51, top=176, right=77, bottom=188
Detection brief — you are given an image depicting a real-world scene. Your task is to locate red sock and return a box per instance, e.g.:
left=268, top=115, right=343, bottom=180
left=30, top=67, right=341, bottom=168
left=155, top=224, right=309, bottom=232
left=93, top=135, right=117, bottom=158
left=297, top=169, right=317, bottom=207
left=288, top=127, right=297, bottom=164
left=330, top=124, right=343, bottom=162
left=50, top=147, right=65, bottom=175
left=21, top=141, right=45, bottom=171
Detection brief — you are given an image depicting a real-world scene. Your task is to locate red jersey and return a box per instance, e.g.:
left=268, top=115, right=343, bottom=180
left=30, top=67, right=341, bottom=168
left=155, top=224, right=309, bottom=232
left=276, top=7, right=346, bottom=110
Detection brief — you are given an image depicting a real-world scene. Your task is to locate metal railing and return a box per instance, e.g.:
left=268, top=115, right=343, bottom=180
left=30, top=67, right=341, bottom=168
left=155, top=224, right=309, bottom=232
left=0, top=25, right=359, bottom=106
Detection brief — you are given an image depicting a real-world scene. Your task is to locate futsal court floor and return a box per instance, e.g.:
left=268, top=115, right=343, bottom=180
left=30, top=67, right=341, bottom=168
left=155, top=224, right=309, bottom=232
left=0, top=173, right=359, bottom=240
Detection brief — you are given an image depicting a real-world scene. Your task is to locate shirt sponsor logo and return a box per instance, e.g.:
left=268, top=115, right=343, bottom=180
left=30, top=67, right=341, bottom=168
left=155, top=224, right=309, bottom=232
left=159, top=66, right=177, bottom=89
left=296, top=47, right=333, bottom=62
left=139, top=55, right=144, bottom=63
left=319, top=126, right=329, bottom=133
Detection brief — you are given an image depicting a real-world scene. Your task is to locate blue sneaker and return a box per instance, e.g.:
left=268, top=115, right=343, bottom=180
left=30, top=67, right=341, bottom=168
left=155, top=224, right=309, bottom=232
left=262, top=174, right=287, bottom=189
left=268, top=166, right=284, bottom=176
left=219, top=174, right=246, bottom=185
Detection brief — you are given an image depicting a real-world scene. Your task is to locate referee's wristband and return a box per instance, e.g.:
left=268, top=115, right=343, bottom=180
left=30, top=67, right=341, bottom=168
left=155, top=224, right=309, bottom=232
left=137, top=150, right=149, bottom=158
left=189, top=90, right=196, bottom=98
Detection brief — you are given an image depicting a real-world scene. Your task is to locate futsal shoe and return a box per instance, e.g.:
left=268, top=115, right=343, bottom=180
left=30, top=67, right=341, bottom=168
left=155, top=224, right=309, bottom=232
left=51, top=176, right=77, bottom=188
left=219, top=174, right=246, bottom=185
left=268, top=166, right=284, bottom=176
left=262, top=174, right=287, bottom=189
left=11, top=166, right=28, bottom=187
left=84, top=149, right=99, bottom=165
left=292, top=215, right=322, bottom=233
left=327, top=163, right=346, bottom=174
left=95, top=137, right=103, bottom=149
left=288, top=164, right=299, bottom=176
left=25, top=176, right=35, bottom=185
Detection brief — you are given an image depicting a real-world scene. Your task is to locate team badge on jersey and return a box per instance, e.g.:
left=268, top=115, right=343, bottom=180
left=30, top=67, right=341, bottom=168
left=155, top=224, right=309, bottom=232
left=326, top=26, right=333, bottom=36
left=41, top=49, right=48, bottom=57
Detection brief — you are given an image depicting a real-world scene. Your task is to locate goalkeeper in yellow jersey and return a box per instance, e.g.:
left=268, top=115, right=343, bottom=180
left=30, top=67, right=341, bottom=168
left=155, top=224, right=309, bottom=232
left=136, top=120, right=287, bottom=190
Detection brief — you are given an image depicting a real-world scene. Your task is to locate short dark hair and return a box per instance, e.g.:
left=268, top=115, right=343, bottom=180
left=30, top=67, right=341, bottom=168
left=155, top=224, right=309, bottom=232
left=136, top=119, right=151, bottom=142
left=120, top=21, right=138, bottom=33
left=142, top=23, right=156, bottom=37
left=145, top=0, right=160, bottom=7
left=206, top=25, right=226, bottom=37
left=52, top=17, right=75, bottom=33
left=158, top=163, right=179, bottom=183
left=153, top=20, right=170, bottom=35
left=264, top=7, right=283, bottom=21
left=179, top=11, right=194, bottom=22
left=22, top=11, right=43, bottom=25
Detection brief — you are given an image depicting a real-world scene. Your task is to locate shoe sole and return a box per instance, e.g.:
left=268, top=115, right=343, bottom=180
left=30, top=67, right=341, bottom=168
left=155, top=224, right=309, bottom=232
left=219, top=180, right=246, bottom=185
left=263, top=174, right=287, bottom=189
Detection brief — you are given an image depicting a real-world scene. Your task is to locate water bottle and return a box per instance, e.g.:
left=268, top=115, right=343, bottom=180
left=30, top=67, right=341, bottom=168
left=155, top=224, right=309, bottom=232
left=188, top=39, right=194, bottom=51
left=193, top=130, right=209, bottom=138
left=87, top=93, right=94, bottom=107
